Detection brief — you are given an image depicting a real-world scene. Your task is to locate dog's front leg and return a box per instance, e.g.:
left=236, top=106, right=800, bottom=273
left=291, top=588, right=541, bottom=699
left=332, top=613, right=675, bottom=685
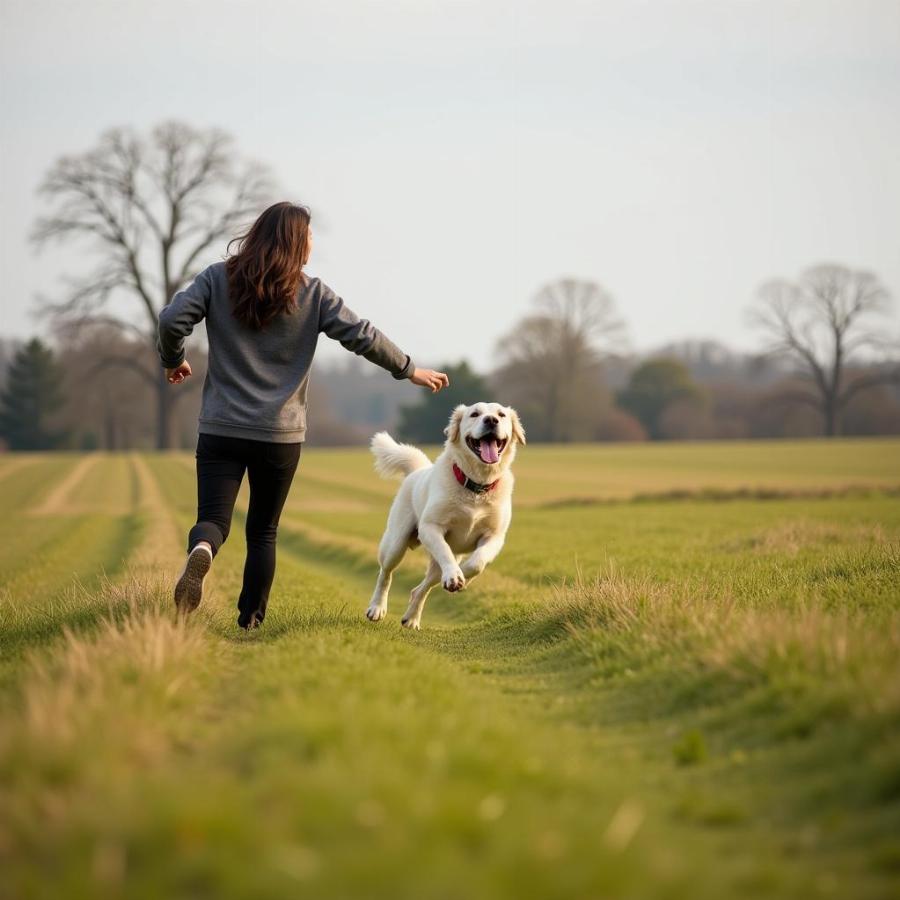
left=460, top=532, right=507, bottom=583
left=416, top=523, right=466, bottom=592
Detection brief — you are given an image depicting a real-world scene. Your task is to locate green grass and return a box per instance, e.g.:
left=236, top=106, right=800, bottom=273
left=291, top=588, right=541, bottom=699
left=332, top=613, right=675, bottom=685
left=0, top=439, right=898, bottom=899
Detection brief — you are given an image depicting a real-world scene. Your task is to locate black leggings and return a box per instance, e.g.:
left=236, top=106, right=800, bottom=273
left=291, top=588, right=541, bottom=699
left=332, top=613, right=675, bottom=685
left=188, top=432, right=302, bottom=627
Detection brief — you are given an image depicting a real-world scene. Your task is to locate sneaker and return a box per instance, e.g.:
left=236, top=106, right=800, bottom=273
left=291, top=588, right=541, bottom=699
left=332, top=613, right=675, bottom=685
left=174, top=544, right=213, bottom=614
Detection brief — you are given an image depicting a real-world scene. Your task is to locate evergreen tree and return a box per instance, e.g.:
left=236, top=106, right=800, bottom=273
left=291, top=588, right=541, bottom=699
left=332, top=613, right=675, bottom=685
left=0, top=338, right=70, bottom=450
left=397, top=361, right=489, bottom=443
left=617, top=357, right=704, bottom=440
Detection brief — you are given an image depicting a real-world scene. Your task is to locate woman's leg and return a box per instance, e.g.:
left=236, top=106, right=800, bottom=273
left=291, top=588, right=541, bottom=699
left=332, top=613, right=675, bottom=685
left=237, top=441, right=302, bottom=628
left=188, top=433, right=247, bottom=557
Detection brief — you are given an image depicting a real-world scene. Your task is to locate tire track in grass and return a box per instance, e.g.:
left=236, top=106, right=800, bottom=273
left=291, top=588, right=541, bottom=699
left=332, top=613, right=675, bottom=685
left=0, top=451, right=204, bottom=666
left=1, top=454, right=140, bottom=606
left=0, top=455, right=157, bottom=685
left=0, top=458, right=87, bottom=579
left=0, top=452, right=221, bottom=765
left=26, top=453, right=102, bottom=517
left=127, top=453, right=188, bottom=573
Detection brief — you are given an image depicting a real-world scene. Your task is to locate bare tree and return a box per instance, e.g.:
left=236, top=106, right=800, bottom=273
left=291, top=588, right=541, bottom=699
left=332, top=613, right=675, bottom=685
left=749, top=264, right=899, bottom=436
left=492, top=278, right=626, bottom=442
left=29, top=121, right=278, bottom=449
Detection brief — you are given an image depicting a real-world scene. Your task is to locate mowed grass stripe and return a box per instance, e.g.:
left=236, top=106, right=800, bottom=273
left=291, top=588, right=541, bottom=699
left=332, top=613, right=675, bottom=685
left=128, top=454, right=189, bottom=573
left=0, top=513, right=143, bottom=685
left=0, top=503, right=78, bottom=583
left=0, top=455, right=84, bottom=517
left=62, top=453, right=138, bottom=515
left=0, top=455, right=131, bottom=582
left=27, top=453, right=103, bottom=516
left=0, top=454, right=183, bottom=687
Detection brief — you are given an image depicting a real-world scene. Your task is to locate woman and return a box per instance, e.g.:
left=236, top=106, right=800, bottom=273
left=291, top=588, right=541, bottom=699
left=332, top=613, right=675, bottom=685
left=156, top=201, right=448, bottom=630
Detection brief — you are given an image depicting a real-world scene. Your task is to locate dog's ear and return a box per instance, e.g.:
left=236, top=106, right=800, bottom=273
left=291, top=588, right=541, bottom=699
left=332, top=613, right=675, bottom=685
left=509, top=408, right=526, bottom=445
left=444, top=404, right=467, bottom=443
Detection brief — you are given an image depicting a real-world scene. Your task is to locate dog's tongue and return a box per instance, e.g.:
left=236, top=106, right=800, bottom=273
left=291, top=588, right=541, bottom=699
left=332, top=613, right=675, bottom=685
left=479, top=438, right=500, bottom=464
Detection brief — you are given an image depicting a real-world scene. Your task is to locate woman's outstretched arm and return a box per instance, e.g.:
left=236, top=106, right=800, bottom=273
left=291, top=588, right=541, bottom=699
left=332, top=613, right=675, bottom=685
left=317, top=281, right=447, bottom=391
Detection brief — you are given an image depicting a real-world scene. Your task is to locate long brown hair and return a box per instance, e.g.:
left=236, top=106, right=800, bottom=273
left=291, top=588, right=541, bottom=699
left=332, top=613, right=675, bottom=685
left=225, top=202, right=312, bottom=330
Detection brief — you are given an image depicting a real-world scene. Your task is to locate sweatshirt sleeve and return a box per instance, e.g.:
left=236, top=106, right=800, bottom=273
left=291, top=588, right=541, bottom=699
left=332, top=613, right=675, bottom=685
left=317, top=281, right=415, bottom=380
left=156, top=265, right=213, bottom=368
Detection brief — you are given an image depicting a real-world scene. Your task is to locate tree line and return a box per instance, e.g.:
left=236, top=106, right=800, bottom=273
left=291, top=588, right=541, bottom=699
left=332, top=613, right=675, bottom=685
left=3, top=120, right=897, bottom=450
left=394, top=267, right=899, bottom=444
left=3, top=266, right=898, bottom=450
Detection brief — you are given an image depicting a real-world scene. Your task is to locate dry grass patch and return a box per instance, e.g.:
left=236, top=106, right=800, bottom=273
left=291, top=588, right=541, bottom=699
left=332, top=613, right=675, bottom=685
left=725, top=521, right=890, bottom=556
left=0, top=573, right=216, bottom=839
left=540, top=566, right=900, bottom=743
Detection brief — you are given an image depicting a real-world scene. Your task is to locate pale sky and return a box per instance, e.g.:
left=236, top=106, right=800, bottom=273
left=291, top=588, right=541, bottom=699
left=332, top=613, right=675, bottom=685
left=1, top=0, right=899, bottom=371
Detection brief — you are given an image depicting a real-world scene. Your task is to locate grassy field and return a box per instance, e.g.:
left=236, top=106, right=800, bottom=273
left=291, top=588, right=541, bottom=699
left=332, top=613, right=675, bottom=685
left=0, top=438, right=898, bottom=899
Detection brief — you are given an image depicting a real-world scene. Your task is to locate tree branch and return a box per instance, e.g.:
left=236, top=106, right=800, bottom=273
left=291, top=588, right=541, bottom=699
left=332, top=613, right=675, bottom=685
left=84, top=353, right=158, bottom=388
left=174, top=165, right=275, bottom=285
left=839, top=366, right=900, bottom=406
left=764, top=389, right=822, bottom=410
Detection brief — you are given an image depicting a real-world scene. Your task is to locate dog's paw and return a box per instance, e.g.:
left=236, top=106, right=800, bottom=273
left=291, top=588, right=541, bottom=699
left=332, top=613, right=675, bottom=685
left=400, top=616, right=421, bottom=630
left=442, top=567, right=466, bottom=593
left=366, top=605, right=387, bottom=622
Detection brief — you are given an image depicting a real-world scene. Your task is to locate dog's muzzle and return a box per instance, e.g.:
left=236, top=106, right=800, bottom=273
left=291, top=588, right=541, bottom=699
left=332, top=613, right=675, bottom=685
left=465, top=430, right=507, bottom=465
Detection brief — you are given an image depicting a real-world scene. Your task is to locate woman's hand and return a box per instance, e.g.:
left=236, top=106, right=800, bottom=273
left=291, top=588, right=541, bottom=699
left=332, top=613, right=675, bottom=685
left=410, top=367, right=450, bottom=393
left=165, top=360, right=192, bottom=384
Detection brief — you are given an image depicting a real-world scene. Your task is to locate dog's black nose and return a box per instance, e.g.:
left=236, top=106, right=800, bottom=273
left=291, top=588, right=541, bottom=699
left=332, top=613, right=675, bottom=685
left=483, top=415, right=499, bottom=427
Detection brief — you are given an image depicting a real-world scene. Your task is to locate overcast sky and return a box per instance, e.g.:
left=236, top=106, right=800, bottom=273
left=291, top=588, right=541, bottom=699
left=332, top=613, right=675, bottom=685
left=1, top=0, right=898, bottom=370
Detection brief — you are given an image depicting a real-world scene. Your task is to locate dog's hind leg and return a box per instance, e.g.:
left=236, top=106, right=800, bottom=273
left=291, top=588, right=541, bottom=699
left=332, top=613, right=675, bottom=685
left=366, top=527, right=411, bottom=622
left=401, top=556, right=441, bottom=631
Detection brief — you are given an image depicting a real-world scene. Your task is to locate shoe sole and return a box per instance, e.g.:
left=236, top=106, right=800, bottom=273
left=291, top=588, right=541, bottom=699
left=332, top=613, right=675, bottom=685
left=174, top=548, right=212, bottom=614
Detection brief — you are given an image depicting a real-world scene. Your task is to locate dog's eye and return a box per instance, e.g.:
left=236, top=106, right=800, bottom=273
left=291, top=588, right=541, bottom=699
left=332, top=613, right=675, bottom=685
left=469, top=410, right=480, bottom=418
left=497, top=411, right=506, bottom=418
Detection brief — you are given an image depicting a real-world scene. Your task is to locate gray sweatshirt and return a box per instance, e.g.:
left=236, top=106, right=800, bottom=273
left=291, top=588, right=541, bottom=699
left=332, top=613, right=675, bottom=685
left=156, top=261, right=415, bottom=442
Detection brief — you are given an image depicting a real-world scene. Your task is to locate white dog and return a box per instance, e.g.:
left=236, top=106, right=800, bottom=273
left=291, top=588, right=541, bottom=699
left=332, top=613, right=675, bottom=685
left=366, top=402, right=526, bottom=629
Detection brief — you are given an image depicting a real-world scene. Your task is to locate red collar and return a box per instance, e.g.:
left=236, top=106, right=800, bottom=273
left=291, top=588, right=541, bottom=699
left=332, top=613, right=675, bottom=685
left=452, top=462, right=499, bottom=494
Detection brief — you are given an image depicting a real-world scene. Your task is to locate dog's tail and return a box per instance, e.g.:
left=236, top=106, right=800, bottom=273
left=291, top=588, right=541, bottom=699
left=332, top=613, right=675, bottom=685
left=370, top=431, right=432, bottom=480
